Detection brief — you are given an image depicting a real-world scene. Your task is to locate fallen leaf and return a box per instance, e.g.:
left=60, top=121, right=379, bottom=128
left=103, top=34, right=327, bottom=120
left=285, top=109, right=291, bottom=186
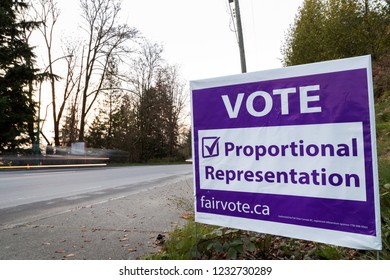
left=55, top=249, right=65, bottom=254
left=64, top=253, right=75, bottom=258
left=180, top=213, right=194, bottom=219
left=119, top=237, right=129, bottom=242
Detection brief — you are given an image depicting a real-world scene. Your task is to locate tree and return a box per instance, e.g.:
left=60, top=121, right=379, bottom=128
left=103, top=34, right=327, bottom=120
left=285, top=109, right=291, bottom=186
left=323, top=0, right=390, bottom=60
left=282, top=0, right=327, bottom=66
left=85, top=113, right=107, bottom=148
left=110, top=94, right=138, bottom=161
left=101, top=57, right=123, bottom=149
left=127, top=40, right=164, bottom=161
left=360, top=0, right=390, bottom=60
left=282, top=0, right=390, bottom=66
left=322, top=0, right=366, bottom=59
left=154, top=65, right=187, bottom=159
left=282, top=0, right=390, bottom=97
left=60, top=101, right=79, bottom=146
left=127, top=41, right=188, bottom=162
left=0, top=0, right=39, bottom=152
left=77, top=0, right=138, bottom=142
left=32, top=0, right=79, bottom=146
left=85, top=57, right=125, bottom=149
left=373, top=51, right=390, bottom=98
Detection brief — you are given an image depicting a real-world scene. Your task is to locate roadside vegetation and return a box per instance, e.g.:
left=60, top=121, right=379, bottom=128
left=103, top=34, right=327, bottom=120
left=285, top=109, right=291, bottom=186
left=376, top=94, right=390, bottom=260
left=143, top=219, right=364, bottom=260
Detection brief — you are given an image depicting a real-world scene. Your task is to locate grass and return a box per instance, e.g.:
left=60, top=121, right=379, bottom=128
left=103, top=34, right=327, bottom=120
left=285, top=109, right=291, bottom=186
left=144, top=96, right=390, bottom=260
left=143, top=219, right=362, bottom=260
left=143, top=218, right=201, bottom=260
left=375, top=95, right=390, bottom=259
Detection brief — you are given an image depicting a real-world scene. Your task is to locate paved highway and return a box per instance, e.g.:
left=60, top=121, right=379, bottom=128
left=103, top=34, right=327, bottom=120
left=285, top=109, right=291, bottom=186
left=0, top=165, right=193, bottom=210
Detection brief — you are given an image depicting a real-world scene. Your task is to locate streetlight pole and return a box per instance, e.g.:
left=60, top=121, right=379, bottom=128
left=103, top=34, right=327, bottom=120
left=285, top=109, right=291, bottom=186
left=230, top=0, right=247, bottom=73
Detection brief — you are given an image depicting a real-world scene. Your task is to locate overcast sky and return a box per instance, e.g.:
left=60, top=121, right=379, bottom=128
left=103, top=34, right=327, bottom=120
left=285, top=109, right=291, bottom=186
left=54, top=0, right=304, bottom=82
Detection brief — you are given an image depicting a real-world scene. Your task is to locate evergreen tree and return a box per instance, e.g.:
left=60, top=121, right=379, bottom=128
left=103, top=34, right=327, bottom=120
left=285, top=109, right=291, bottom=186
left=85, top=114, right=107, bottom=149
left=282, top=0, right=390, bottom=66
left=282, top=0, right=327, bottom=66
left=60, top=103, right=79, bottom=147
left=110, top=95, right=139, bottom=161
left=0, top=0, right=38, bottom=152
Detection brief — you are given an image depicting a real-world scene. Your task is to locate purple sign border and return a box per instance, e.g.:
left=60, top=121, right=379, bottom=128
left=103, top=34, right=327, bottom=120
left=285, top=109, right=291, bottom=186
left=191, top=57, right=381, bottom=249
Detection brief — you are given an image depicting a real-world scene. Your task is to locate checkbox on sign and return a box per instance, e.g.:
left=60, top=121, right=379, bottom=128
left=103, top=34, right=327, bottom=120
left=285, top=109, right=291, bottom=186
left=202, top=137, right=220, bottom=158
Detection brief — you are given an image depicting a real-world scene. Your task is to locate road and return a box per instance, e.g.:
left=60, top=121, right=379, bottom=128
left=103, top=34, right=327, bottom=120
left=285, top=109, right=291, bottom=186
left=0, top=164, right=192, bottom=210
left=0, top=164, right=194, bottom=259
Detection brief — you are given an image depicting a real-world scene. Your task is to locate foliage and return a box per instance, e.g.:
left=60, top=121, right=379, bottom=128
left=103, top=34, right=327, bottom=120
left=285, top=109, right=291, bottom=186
left=60, top=103, right=79, bottom=146
left=375, top=97, right=390, bottom=260
left=376, top=158, right=390, bottom=259
left=283, top=0, right=390, bottom=64
left=282, top=0, right=328, bottom=65
left=282, top=0, right=390, bottom=98
left=380, top=190, right=390, bottom=259
left=197, top=227, right=269, bottom=260
left=144, top=219, right=362, bottom=260
left=0, top=0, right=39, bottom=151
left=142, top=219, right=203, bottom=260
left=376, top=95, right=390, bottom=158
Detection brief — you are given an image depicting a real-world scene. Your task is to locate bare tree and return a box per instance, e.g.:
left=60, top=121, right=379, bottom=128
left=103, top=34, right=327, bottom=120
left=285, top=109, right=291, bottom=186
left=77, top=0, right=138, bottom=141
left=33, top=0, right=60, bottom=145
left=32, top=0, right=80, bottom=146
left=128, top=41, right=164, bottom=96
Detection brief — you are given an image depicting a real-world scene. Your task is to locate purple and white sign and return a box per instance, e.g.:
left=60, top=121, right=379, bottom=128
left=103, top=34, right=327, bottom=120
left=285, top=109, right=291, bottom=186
left=190, top=56, right=382, bottom=250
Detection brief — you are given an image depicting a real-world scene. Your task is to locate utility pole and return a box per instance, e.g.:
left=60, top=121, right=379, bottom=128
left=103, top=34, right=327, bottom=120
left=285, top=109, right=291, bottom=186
left=229, top=0, right=247, bottom=73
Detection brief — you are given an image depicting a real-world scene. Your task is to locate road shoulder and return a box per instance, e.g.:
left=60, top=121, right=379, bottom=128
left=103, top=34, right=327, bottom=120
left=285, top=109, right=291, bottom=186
left=0, top=176, right=194, bottom=260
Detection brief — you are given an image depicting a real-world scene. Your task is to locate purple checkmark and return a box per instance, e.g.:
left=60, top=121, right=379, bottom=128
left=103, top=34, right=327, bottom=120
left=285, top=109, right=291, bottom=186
left=202, top=137, right=220, bottom=158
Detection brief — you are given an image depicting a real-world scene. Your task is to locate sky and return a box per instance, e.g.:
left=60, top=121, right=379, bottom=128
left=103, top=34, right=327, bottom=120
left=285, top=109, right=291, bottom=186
left=54, top=0, right=304, bottom=82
